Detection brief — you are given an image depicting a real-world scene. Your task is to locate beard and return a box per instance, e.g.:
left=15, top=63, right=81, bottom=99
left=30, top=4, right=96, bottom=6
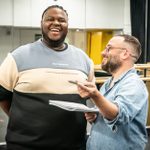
left=101, top=55, right=122, bottom=74
left=41, top=28, right=67, bottom=48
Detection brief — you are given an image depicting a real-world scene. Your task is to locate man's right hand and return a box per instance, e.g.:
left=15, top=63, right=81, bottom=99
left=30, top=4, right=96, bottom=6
left=85, top=112, right=97, bottom=123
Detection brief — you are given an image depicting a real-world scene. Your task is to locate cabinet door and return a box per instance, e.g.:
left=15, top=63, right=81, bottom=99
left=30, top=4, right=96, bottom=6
left=31, top=0, right=86, bottom=28
left=13, top=0, right=31, bottom=27
left=0, top=0, right=12, bottom=26
left=57, top=0, right=86, bottom=28
left=31, top=0, right=48, bottom=27
left=86, top=0, right=124, bottom=29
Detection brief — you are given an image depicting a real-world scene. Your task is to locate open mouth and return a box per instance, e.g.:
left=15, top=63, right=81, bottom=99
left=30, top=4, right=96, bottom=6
left=49, top=28, right=61, bottom=36
left=50, top=28, right=60, bottom=32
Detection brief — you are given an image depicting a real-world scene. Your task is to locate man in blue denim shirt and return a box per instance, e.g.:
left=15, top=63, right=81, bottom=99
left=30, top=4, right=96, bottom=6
left=77, top=34, right=149, bottom=150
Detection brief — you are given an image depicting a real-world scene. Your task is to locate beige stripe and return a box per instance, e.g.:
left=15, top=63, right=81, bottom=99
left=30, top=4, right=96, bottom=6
left=15, top=68, right=88, bottom=94
left=0, top=53, right=19, bottom=91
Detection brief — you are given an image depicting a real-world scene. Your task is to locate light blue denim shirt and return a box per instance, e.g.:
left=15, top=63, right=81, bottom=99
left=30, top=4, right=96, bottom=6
left=87, top=68, right=149, bottom=150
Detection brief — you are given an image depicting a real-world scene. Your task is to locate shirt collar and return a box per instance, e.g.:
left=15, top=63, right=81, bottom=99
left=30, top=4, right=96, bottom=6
left=106, top=67, right=137, bottom=88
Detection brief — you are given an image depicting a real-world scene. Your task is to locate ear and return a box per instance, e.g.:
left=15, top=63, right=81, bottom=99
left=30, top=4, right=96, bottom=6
left=120, top=49, right=130, bottom=60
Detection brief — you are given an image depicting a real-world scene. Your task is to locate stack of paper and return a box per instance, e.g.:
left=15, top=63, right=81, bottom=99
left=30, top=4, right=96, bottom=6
left=49, top=100, right=99, bottom=112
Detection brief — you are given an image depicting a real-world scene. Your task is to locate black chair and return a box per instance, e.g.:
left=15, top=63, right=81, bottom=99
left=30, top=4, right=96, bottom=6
left=0, top=145, right=6, bottom=150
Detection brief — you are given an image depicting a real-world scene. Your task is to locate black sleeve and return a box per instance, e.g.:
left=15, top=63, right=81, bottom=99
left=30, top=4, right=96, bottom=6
left=0, top=85, right=13, bottom=101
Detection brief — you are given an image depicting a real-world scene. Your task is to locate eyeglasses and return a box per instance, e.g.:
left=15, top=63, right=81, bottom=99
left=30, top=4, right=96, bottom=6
left=104, top=46, right=126, bottom=53
left=104, top=46, right=137, bottom=60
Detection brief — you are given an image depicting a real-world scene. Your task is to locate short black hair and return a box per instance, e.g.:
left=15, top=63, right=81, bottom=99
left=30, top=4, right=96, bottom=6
left=42, top=5, right=68, bottom=19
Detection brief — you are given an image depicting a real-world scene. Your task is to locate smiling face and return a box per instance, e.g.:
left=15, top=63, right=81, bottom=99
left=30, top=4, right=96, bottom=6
left=101, top=52, right=122, bottom=74
left=101, top=36, right=125, bottom=74
left=41, top=7, right=68, bottom=48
